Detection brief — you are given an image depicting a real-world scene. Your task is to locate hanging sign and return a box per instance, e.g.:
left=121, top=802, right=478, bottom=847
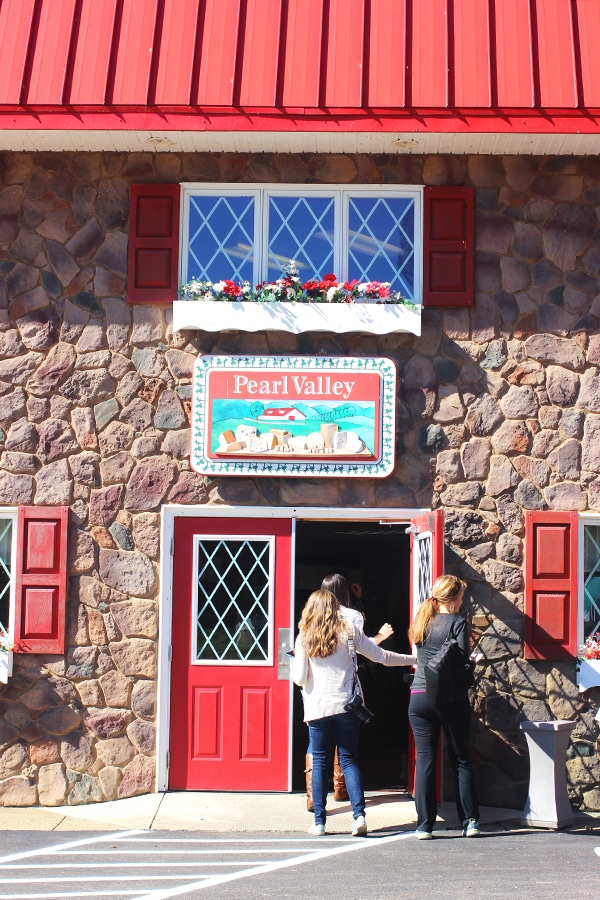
left=191, top=355, right=397, bottom=478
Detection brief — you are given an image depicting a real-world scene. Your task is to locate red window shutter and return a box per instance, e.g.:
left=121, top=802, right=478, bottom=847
left=14, top=507, right=69, bottom=654
left=524, top=511, right=578, bottom=660
left=423, top=186, right=474, bottom=308
left=128, top=184, right=181, bottom=303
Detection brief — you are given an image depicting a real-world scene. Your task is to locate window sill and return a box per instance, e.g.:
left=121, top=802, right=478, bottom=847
left=172, top=300, right=421, bottom=336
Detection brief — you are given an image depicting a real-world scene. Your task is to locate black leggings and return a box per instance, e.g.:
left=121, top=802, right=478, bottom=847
left=408, top=691, right=479, bottom=833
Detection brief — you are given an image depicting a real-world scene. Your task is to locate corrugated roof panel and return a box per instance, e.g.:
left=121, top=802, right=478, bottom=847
left=27, top=0, right=77, bottom=104
left=154, top=0, right=200, bottom=105
left=1, top=0, right=599, bottom=137
left=534, top=0, right=577, bottom=108
left=367, top=0, right=406, bottom=107
left=69, top=0, right=118, bottom=105
left=574, top=0, right=600, bottom=107
left=282, top=0, right=324, bottom=108
left=324, top=0, right=365, bottom=107
left=111, top=0, right=159, bottom=104
left=0, top=0, right=35, bottom=104
left=453, top=0, right=491, bottom=107
left=195, top=0, right=241, bottom=106
left=493, top=0, right=534, bottom=107
left=411, top=0, right=448, bottom=107
left=239, top=0, right=283, bottom=107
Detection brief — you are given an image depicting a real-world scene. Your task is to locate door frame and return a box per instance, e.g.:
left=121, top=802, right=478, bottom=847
left=156, top=504, right=427, bottom=792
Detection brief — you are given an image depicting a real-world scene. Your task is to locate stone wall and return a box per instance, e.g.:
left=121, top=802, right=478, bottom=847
left=0, top=150, right=599, bottom=809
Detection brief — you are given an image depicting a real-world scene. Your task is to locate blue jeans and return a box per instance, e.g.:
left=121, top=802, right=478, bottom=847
left=308, top=712, right=364, bottom=825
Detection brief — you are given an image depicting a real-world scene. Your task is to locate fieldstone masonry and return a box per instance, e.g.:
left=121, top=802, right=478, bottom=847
left=0, top=150, right=599, bottom=809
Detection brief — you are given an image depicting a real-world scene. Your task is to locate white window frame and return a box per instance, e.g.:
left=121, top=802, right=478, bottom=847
left=180, top=183, right=423, bottom=301
left=0, top=509, right=18, bottom=683
left=579, top=514, right=600, bottom=649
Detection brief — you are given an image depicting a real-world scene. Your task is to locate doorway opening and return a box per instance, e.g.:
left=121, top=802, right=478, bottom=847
left=292, top=519, right=411, bottom=790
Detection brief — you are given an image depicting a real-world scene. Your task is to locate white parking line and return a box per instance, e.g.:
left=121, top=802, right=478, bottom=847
left=0, top=829, right=416, bottom=900
left=133, top=832, right=416, bottom=900
left=0, top=831, right=145, bottom=865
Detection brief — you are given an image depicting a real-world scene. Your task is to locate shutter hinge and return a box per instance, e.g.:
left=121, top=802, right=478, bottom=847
left=168, top=644, right=172, bottom=661
left=170, top=537, right=174, bottom=556
left=166, top=751, right=170, bottom=769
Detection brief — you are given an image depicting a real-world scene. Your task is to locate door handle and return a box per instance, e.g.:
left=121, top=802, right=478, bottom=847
left=278, top=628, right=292, bottom=680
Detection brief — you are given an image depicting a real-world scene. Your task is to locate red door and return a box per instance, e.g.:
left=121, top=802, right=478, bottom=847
left=169, top=517, right=293, bottom=790
left=407, top=509, right=444, bottom=796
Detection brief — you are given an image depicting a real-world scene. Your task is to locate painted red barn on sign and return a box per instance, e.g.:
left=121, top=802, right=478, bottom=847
left=259, top=408, right=306, bottom=422
left=0, top=0, right=598, bottom=815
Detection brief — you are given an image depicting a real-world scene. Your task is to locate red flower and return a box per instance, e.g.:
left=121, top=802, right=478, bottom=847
left=322, top=273, right=337, bottom=282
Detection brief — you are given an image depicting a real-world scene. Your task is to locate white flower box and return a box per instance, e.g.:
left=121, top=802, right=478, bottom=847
left=0, top=646, right=13, bottom=684
left=172, top=300, right=421, bottom=336
left=577, top=658, right=600, bottom=693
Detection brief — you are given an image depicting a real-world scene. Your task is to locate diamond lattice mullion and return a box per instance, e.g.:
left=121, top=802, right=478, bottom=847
left=195, top=538, right=270, bottom=662
left=584, top=528, right=600, bottom=639
left=189, top=197, right=255, bottom=282
left=268, top=196, right=334, bottom=280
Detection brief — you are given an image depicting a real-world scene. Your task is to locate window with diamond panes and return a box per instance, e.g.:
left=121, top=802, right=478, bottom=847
left=348, top=195, right=415, bottom=297
left=266, top=194, right=335, bottom=282
left=584, top=524, right=600, bottom=641
left=181, top=185, right=421, bottom=299
left=0, top=516, right=12, bottom=635
left=415, top=532, right=432, bottom=610
left=186, top=193, right=257, bottom=283
left=193, top=538, right=273, bottom=664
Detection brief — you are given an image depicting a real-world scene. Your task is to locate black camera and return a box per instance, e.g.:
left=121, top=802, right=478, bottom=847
left=344, top=691, right=374, bottom=724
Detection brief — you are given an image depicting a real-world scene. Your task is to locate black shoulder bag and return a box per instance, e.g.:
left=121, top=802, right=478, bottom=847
left=424, top=618, right=475, bottom=707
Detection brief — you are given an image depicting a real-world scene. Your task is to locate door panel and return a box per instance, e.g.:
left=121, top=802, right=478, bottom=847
left=169, top=517, right=293, bottom=790
left=407, top=510, right=444, bottom=796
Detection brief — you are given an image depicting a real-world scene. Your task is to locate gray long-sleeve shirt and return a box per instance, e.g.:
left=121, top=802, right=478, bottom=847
left=411, top=612, right=469, bottom=692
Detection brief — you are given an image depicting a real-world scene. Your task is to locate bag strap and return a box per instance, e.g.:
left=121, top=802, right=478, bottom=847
left=343, top=618, right=360, bottom=684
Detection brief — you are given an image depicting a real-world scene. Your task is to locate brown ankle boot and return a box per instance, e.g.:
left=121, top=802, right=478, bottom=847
left=305, top=754, right=314, bottom=812
left=333, top=747, right=349, bottom=801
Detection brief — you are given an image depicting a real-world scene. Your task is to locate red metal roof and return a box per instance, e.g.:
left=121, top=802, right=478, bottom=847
left=1, top=0, right=599, bottom=139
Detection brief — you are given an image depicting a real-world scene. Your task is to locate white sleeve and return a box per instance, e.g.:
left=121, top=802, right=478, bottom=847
left=354, top=628, right=417, bottom=667
left=290, top=634, right=309, bottom=686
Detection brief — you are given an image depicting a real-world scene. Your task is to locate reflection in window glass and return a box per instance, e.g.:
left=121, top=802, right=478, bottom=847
left=187, top=195, right=255, bottom=283
left=583, top=525, right=600, bottom=640
left=0, top=518, right=12, bottom=632
left=267, top=196, right=335, bottom=282
left=195, top=539, right=270, bottom=662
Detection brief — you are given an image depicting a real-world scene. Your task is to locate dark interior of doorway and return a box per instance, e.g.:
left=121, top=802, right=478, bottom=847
left=292, top=520, right=411, bottom=791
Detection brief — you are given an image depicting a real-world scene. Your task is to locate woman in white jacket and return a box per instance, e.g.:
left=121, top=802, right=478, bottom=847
left=292, top=589, right=416, bottom=837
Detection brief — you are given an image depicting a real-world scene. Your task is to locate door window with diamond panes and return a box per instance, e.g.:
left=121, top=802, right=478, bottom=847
left=583, top=524, right=600, bottom=641
left=181, top=184, right=421, bottom=301
left=192, top=536, right=274, bottom=665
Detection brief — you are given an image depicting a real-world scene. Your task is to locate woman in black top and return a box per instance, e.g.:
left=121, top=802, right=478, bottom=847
left=408, top=574, right=480, bottom=840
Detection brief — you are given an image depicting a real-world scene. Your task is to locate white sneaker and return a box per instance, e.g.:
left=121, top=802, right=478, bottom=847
left=352, top=815, right=367, bottom=836
left=308, top=823, right=325, bottom=836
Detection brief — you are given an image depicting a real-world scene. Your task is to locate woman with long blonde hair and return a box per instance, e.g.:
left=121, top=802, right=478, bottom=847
left=408, top=574, right=480, bottom=840
left=292, top=589, right=416, bottom=837
left=301, top=572, right=394, bottom=812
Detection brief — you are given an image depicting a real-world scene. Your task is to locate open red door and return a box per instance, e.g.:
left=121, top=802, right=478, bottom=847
left=407, top=509, right=444, bottom=796
left=169, top=517, right=293, bottom=790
